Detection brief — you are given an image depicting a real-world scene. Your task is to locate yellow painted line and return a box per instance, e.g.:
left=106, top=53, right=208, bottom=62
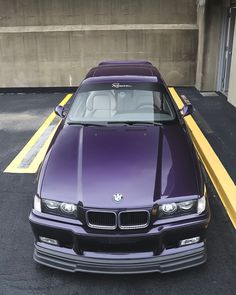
left=26, top=121, right=61, bottom=173
left=169, top=87, right=236, bottom=229
left=4, top=93, right=73, bottom=174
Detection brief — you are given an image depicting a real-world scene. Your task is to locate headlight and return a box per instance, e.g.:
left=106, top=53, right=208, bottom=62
left=158, top=199, right=197, bottom=218
left=41, top=198, right=77, bottom=218
left=60, top=203, right=77, bottom=214
left=44, top=200, right=60, bottom=210
left=178, top=200, right=195, bottom=211
left=158, top=195, right=207, bottom=219
left=160, top=203, right=177, bottom=215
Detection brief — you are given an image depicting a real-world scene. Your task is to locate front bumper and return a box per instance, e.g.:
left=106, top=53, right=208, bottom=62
left=29, top=210, right=209, bottom=274
left=34, top=242, right=206, bottom=274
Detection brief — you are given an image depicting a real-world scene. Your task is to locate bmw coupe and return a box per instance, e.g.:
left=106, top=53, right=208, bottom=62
left=29, top=60, right=210, bottom=273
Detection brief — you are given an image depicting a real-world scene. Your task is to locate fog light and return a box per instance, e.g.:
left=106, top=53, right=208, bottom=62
left=39, top=236, right=59, bottom=246
left=179, top=236, right=200, bottom=246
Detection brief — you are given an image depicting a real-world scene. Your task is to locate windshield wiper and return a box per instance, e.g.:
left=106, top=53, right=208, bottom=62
left=107, top=121, right=163, bottom=126
left=67, top=122, right=108, bottom=127
left=67, top=121, right=163, bottom=127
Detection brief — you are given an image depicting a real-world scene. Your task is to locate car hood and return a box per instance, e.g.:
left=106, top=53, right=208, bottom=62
left=40, top=125, right=200, bottom=209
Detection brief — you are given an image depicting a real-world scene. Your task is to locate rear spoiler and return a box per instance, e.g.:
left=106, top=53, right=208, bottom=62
left=98, top=60, right=153, bottom=66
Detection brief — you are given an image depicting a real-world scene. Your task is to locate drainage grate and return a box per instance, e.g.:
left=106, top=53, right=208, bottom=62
left=200, top=92, right=219, bottom=97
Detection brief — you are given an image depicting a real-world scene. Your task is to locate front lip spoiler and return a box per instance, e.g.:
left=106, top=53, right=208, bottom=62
left=34, top=242, right=207, bottom=274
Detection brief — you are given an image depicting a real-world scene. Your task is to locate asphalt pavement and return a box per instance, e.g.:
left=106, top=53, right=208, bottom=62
left=176, top=87, right=236, bottom=182
left=0, top=92, right=235, bottom=295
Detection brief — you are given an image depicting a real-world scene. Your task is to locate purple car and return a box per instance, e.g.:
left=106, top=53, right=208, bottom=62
left=29, top=61, right=210, bottom=274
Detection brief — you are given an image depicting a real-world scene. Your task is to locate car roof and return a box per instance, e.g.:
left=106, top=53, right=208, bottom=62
left=83, top=60, right=164, bottom=85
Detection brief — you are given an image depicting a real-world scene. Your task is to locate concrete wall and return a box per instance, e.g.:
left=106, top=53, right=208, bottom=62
left=200, top=0, right=225, bottom=91
left=228, top=19, right=236, bottom=106
left=0, top=0, right=198, bottom=87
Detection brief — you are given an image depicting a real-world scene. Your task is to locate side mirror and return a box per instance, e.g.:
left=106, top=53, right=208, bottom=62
left=54, top=105, right=66, bottom=118
left=180, top=95, right=193, bottom=117
left=180, top=104, right=193, bottom=117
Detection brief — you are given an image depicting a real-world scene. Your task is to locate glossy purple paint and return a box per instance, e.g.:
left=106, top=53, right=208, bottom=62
left=30, top=60, right=210, bottom=274
left=85, top=61, right=164, bottom=82
left=40, top=124, right=200, bottom=208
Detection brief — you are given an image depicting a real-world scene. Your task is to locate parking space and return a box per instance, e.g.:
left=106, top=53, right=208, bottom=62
left=176, top=87, right=236, bottom=183
left=0, top=92, right=236, bottom=295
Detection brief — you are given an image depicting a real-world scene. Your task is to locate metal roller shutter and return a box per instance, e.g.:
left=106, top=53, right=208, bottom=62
left=231, top=0, right=236, bottom=7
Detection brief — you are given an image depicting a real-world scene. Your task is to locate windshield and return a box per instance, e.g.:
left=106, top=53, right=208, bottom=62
left=67, top=83, right=176, bottom=124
